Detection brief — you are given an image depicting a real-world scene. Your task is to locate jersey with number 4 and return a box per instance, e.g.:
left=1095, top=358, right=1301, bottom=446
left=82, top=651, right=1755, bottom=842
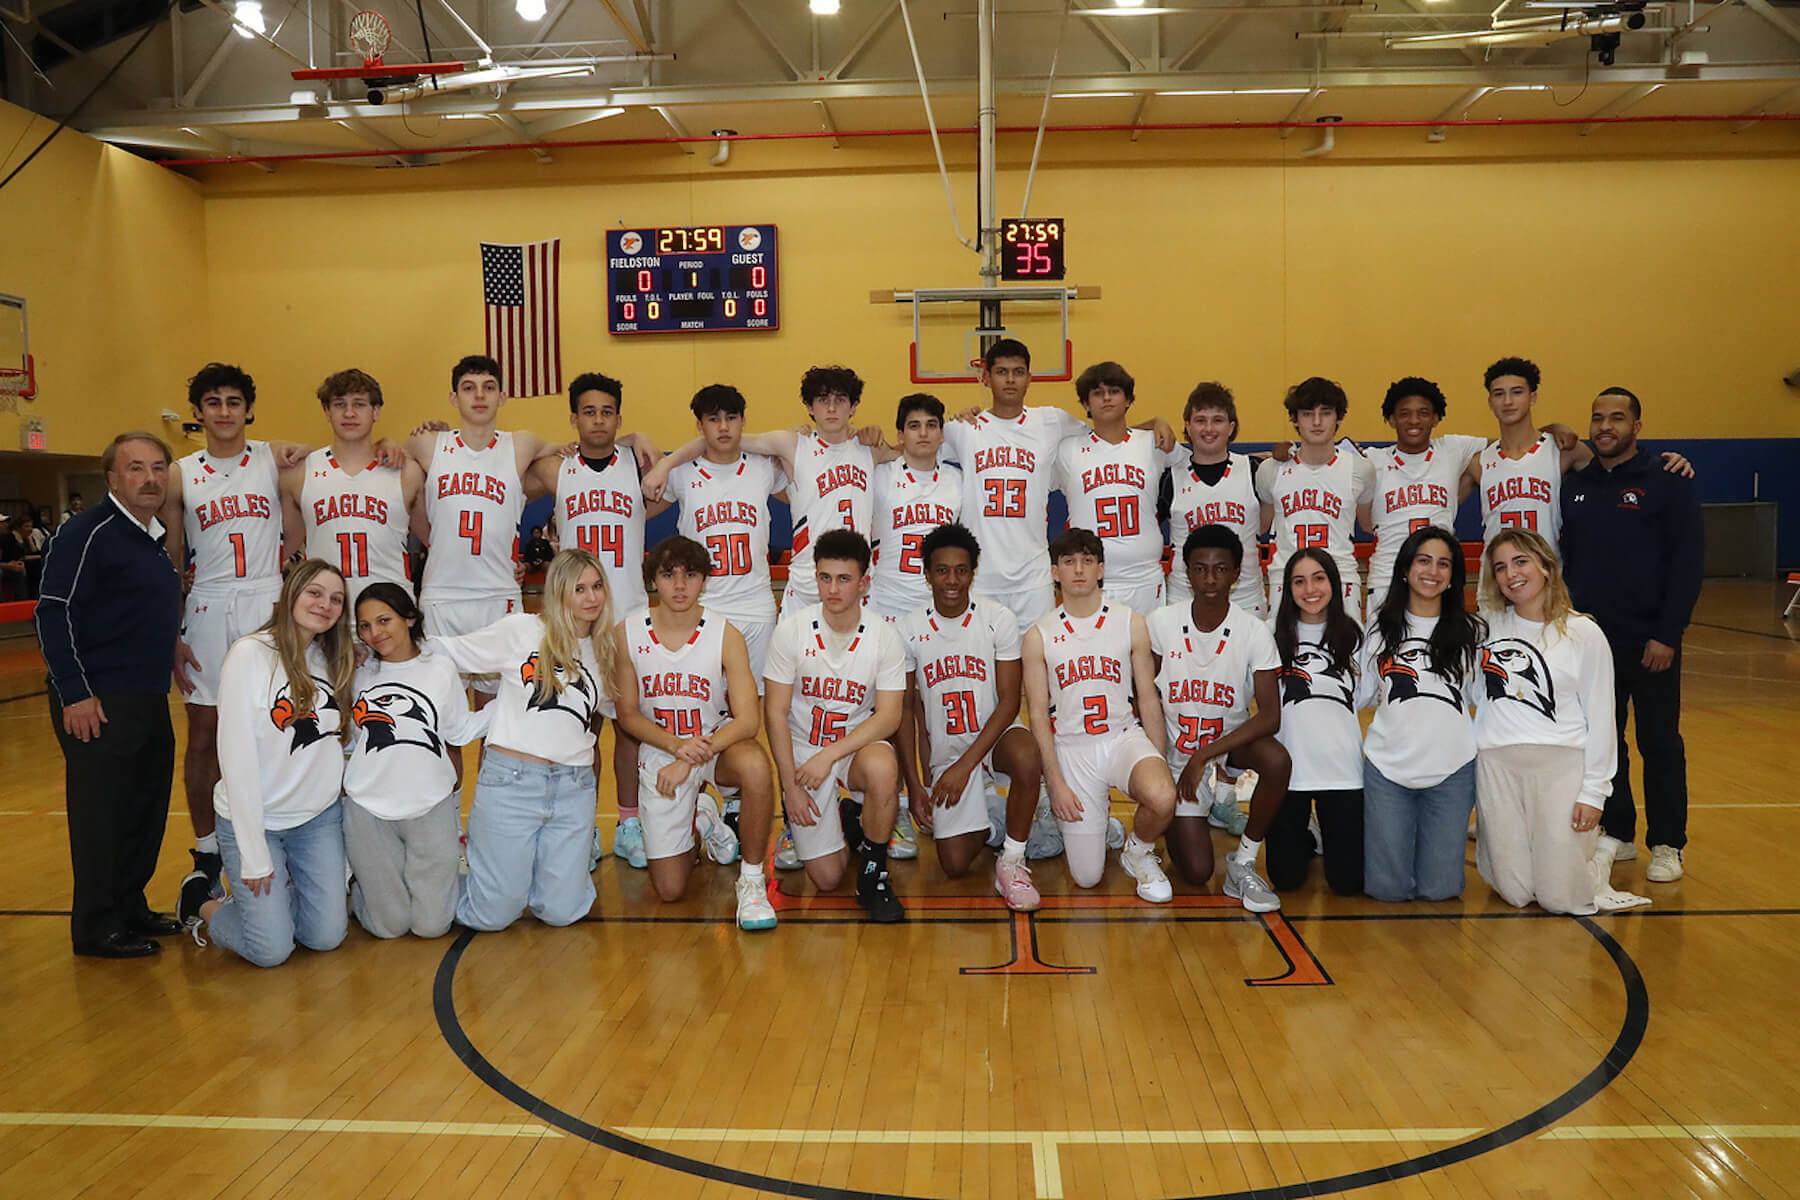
left=941, top=406, right=1087, bottom=599
left=899, top=600, right=1021, bottom=764
left=1056, top=429, right=1164, bottom=597
left=624, top=607, right=730, bottom=745
left=554, top=450, right=648, bottom=616
left=1035, top=602, right=1138, bottom=740
left=180, top=441, right=283, bottom=590
left=422, top=430, right=523, bottom=601
left=669, top=453, right=786, bottom=623
left=301, top=449, right=409, bottom=600
left=1147, top=602, right=1279, bottom=770
left=767, top=603, right=906, bottom=750
left=870, top=461, right=962, bottom=616
left=1479, top=433, right=1562, bottom=551
left=1256, top=450, right=1373, bottom=589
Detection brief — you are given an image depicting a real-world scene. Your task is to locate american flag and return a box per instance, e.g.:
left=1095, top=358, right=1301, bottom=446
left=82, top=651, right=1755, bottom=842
left=480, top=239, right=561, bottom=398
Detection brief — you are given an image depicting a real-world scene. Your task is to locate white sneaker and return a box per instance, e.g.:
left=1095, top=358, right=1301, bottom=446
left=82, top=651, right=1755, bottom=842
left=1224, top=854, right=1281, bottom=913
left=734, top=875, right=777, bottom=931
left=1612, top=840, right=1639, bottom=863
left=695, top=794, right=740, bottom=865
left=589, top=826, right=605, bottom=873
left=1105, top=816, right=1126, bottom=851
left=1646, top=844, right=1683, bottom=882
left=773, top=827, right=801, bottom=870
left=889, top=806, right=920, bottom=860
left=1120, top=841, right=1173, bottom=903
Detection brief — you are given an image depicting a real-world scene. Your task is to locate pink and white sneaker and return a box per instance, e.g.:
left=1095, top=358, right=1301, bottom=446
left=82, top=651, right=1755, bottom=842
left=994, top=857, right=1042, bottom=912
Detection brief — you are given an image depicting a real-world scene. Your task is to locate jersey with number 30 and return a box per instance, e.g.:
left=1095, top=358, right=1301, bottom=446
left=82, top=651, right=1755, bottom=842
left=870, top=461, right=962, bottom=617
left=422, top=430, right=523, bottom=601
left=669, top=453, right=786, bottom=623
left=180, top=441, right=283, bottom=590
left=1035, top=602, right=1138, bottom=740
left=554, top=450, right=648, bottom=616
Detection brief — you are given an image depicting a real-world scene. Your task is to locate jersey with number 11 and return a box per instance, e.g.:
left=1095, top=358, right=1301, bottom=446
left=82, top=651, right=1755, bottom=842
left=179, top=441, right=283, bottom=590
left=422, top=430, right=523, bottom=600
left=301, top=448, right=409, bottom=600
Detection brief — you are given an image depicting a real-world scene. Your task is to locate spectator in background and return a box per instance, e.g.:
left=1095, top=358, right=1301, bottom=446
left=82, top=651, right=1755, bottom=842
left=60, top=491, right=85, bottom=528
left=522, top=524, right=554, bottom=570
left=1562, top=387, right=1704, bottom=885
left=0, top=517, right=23, bottom=601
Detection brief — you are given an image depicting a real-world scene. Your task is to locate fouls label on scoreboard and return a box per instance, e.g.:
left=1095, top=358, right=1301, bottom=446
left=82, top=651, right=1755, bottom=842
left=606, top=224, right=780, bottom=334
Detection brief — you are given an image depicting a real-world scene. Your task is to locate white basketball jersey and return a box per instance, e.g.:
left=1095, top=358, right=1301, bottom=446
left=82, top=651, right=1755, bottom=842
left=1147, top=602, right=1279, bottom=769
left=1365, top=434, right=1485, bottom=591
left=869, top=460, right=963, bottom=617
left=1034, top=602, right=1138, bottom=739
left=785, top=431, right=874, bottom=603
left=670, top=453, right=785, bottom=623
left=180, top=441, right=283, bottom=590
left=1164, top=451, right=1267, bottom=612
left=421, top=430, right=524, bottom=601
left=1257, top=450, right=1373, bottom=589
left=624, top=607, right=730, bottom=746
left=300, top=448, right=410, bottom=600
left=899, top=600, right=1022, bottom=764
left=1056, top=429, right=1164, bottom=593
left=779, top=605, right=901, bottom=750
left=941, top=406, right=1086, bottom=599
left=1479, top=434, right=1562, bottom=551
left=554, top=450, right=648, bottom=616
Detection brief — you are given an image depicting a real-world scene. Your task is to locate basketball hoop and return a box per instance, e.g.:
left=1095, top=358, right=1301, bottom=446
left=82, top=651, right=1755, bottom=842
left=0, top=356, right=35, bottom=401
left=349, top=10, right=392, bottom=68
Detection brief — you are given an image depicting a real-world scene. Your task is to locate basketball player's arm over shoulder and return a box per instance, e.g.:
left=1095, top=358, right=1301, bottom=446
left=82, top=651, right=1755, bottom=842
left=429, top=614, right=525, bottom=676
left=1022, top=626, right=1083, bottom=820
left=277, top=463, right=306, bottom=562
left=1130, top=613, right=1166, bottom=756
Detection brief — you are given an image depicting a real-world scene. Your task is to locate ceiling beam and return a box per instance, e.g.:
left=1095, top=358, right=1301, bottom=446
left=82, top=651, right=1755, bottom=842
left=338, top=116, right=417, bottom=165
left=180, top=29, right=239, bottom=108
left=1732, top=79, right=1800, bottom=131
left=814, top=97, right=838, bottom=148
left=727, top=0, right=805, bottom=81
left=1070, top=0, right=1148, bottom=72
left=1740, top=0, right=1800, bottom=46
left=1578, top=82, right=1659, bottom=134
left=1169, top=16, right=1240, bottom=70
left=596, top=0, right=651, bottom=54
left=827, top=0, right=899, bottom=80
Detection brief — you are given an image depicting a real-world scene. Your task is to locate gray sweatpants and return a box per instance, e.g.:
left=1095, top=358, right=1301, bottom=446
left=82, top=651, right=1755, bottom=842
left=1474, top=744, right=1598, bottom=916
left=344, top=793, right=461, bottom=939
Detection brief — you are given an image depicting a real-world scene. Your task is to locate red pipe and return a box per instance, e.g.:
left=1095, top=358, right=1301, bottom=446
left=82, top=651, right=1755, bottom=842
left=153, top=112, right=1800, bottom=168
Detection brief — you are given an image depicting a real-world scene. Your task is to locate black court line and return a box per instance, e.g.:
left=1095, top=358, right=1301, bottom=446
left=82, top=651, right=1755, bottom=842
left=0, top=688, right=47, bottom=706
left=1689, top=620, right=1799, bottom=643
left=433, top=914, right=1650, bottom=1200
left=1292, top=907, right=1800, bottom=922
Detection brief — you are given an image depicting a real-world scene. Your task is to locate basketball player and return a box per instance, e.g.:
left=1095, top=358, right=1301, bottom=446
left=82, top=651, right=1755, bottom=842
left=763, top=530, right=908, bottom=923
left=1021, top=528, right=1175, bottom=902
left=282, top=368, right=420, bottom=605
left=1160, top=382, right=1271, bottom=618
left=1361, top=377, right=1486, bottom=612
left=613, top=536, right=778, bottom=931
left=529, top=372, right=667, bottom=871
left=1256, top=377, right=1375, bottom=611
left=868, top=394, right=962, bottom=621
left=1056, top=361, right=1166, bottom=615
left=160, top=363, right=308, bottom=891
left=896, top=522, right=1045, bottom=910
left=1148, top=525, right=1289, bottom=911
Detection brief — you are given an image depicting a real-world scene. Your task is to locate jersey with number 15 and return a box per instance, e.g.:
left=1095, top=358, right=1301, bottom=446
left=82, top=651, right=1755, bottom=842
left=421, top=430, right=524, bottom=601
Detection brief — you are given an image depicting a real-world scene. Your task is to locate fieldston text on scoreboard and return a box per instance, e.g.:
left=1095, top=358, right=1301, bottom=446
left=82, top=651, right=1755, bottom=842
left=606, top=224, right=779, bottom=334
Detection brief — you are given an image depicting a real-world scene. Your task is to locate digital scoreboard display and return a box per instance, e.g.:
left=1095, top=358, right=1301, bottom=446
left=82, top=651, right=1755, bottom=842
left=605, top=224, right=779, bottom=334
left=999, top=217, right=1065, bottom=281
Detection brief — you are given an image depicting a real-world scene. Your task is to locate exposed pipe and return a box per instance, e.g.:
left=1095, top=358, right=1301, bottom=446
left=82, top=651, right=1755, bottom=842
left=149, top=112, right=1800, bottom=168
left=1298, top=115, right=1340, bottom=157
left=709, top=128, right=733, bottom=165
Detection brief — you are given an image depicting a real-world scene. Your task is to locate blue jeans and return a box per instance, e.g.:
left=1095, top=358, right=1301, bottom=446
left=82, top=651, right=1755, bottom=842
left=456, top=753, right=597, bottom=931
left=1362, top=758, right=1476, bottom=902
left=211, top=806, right=349, bottom=968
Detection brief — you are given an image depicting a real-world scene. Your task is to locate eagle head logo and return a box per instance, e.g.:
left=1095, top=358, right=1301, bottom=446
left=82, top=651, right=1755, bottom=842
left=1481, top=639, right=1556, bottom=720
left=268, top=676, right=340, bottom=754
left=352, top=682, right=444, bottom=756
left=1279, top=644, right=1354, bottom=711
left=1379, top=638, right=1465, bottom=709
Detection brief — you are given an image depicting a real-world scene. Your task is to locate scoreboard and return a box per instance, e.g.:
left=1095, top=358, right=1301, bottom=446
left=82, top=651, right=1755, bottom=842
left=605, top=224, right=779, bottom=334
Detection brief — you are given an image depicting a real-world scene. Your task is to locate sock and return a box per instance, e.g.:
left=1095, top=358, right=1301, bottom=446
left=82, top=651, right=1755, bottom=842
left=1125, top=833, right=1153, bottom=857
left=1235, top=835, right=1263, bottom=864
left=858, top=839, right=889, bottom=880
left=851, top=830, right=879, bottom=859
left=616, top=806, right=639, bottom=822
left=195, top=833, right=219, bottom=854
left=1001, top=837, right=1027, bottom=865
left=739, top=860, right=765, bottom=883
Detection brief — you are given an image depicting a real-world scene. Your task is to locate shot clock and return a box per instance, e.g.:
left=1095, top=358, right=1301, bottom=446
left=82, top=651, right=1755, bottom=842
left=606, top=224, right=779, bottom=334
left=999, top=217, right=1065, bottom=281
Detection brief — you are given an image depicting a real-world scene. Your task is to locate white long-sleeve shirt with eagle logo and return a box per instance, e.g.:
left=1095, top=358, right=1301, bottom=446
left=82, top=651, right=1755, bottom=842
left=344, top=646, right=491, bottom=821
left=431, top=613, right=615, bottom=767
left=1474, top=609, right=1617, bottom=810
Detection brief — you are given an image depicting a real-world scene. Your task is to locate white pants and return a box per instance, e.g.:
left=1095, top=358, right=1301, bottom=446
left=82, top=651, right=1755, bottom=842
left=722, top=616, right=774, bottom=694
left=1055, top=726, right=1161, bottom=887
left=1475, top=744, right=1597, bottom=916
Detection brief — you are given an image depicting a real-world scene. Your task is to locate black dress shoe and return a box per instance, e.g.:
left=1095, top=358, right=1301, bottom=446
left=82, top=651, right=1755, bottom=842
left=128, top=912, right=184, bottom=937
left=74, top=931, right=161, bottom=959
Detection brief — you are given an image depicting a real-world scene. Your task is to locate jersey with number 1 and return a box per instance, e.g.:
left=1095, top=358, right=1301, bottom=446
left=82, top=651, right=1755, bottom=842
left=669, top=453, right=785, bottom=623
left=180, top=441, right=283, bottom=591
left=1056, top=429, right=1164, bottom=597
left=1479, top=433, right=1562, bottom=551
left=422, top=431, right=523, bottom=601
left=941, top=406, right=1087, bottom=600
left=899, top=600, right=1021, bottom=765
left=554, top=450, right=648, bottom=616
left=869, top=461, right=962, bottom=617
left=624, top=607, right=730, bottom=745
left=1255, top=450, right=1373, bottom=590
left=300, top=449, right=409, bottom=600
left=1035, top=602, right=1137, bottom=740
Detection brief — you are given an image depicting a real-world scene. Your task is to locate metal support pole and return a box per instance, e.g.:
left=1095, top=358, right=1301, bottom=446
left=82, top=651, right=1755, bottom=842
left=977, top=0, right=1000, bottom=348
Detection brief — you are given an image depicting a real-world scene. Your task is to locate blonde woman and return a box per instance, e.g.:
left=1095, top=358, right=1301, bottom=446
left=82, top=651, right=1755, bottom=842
left=1473, top=529, right=1616, bottom=915
left=176, top=560, right=356, bottom=967
left=431, top=548, right=618, bottom=931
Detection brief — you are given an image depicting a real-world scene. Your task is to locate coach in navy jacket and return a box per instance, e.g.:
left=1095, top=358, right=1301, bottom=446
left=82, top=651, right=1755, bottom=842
left=37, top=433, right=184, bottom=958
left=1560, top=388, right=1703, bottom=876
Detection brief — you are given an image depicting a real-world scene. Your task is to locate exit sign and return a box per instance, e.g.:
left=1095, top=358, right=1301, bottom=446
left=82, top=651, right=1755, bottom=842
left=20, top=417, right=45, bottom=451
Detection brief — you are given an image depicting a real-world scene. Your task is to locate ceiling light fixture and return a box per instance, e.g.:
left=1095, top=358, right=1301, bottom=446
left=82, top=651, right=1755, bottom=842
left=232, top=0, right=264, bottom=38
left=1155, top=87, right=1312, bottom=96
left=515, top=0, right=547, bottom=20
left=810, top=0, right=841, bottom=14
left=1050, top=91, right=1136, bottom=98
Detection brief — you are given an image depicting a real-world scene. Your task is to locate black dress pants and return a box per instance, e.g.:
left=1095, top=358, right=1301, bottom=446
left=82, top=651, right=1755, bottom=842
left=1602, top=642, right=1688, bottom=851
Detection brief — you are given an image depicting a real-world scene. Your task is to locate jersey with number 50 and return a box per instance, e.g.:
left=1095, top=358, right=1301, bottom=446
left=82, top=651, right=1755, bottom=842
left=869, top=460, right=962, bottom=618
left=554, top=450, right=647, bottom=616
left=421, top=430, right=524, bottom=601
left=1056, top=429, right=1163, bottom=597
left=180, top=441, right=283, bottom=591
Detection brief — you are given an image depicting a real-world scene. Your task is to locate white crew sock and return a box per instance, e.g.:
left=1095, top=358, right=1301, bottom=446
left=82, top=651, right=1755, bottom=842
left=1234, top=835, right=1262, bottom=864
left=195, top=833, right=219, bottom=854
left=1124, top=833, right=1154, bottom=857
left=739, top=861, right=765, bottom=883
left=1001, top=837, right=1027, bottom=865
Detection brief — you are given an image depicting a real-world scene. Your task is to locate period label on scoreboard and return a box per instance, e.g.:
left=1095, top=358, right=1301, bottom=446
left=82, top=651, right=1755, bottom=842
left=606, top=224, right=779, bottom=334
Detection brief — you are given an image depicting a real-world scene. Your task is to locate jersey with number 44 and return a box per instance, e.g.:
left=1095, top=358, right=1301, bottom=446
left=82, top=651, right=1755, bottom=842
left=180, top=441, right=283, bottom=590
left=421, top=430, right=524, bottom=601
left=554, top=450, right=648, bottom=615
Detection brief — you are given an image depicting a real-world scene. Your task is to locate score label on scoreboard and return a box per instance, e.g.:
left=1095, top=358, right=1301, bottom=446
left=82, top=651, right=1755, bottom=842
left=606, top=224, right=779, bottom=334
left=1000, top=217, right=1065, bottom=281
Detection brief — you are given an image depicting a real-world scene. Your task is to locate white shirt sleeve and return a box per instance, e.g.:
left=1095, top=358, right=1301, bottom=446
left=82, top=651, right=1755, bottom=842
left=1147, top=608, right=1171, bottom=658
left=432, top=652, right=493, bottom=746
left=216, top=637, right=278, bottom=881
left=1254, top=459, right=1277, bottom=506
left=1351, top=451, right=1377, bottom=506
left=1352, top=632, right=1381, bottom=713
left=430, top=613, right=531, bottom=677
left=1246, top=618, right=1281, bottom=675
left=1045, top=406, right=1088, bottom=444
left=763, top=615, right=801, bottom=686
left=1574, top=618, right=1618, bottom=810
left=941, top=419, right=970, bottom=462
left=991, top=605, right=1023, bottom=660
left=875, top=623, right=907, bottom=691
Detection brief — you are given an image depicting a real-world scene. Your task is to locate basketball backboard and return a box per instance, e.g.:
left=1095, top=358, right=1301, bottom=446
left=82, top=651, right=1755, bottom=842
left=0, top=293, right=34, bottom=403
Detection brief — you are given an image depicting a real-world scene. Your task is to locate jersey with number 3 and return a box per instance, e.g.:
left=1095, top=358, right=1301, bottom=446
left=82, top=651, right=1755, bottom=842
left=301, top=448, right=409, bottom=599
left=180, top=441, right=283, bottom=590
left=624, top=608, right=730, bottom=746
left=1147, top=602, right=1279, bottom=772
left=1256, top=450, right=1373, bottom=590
left=1479, top=433, right=1562, bottom=551
left=554, top=450, right=648, bottom=615
left=785, top=431, right=874, bottom=602
left=1034, top=602, right=1138, bottom=740
left=870, top=461, right=962, bottom=616
left=768, top=603, right=906, bottom=750
left=669, top=453, right=785, bottom=624
left=899, top=601, right=1021, bottom=764
left=941, top=406, right=1087, bottom=599
left=1056, top=429, right=1163, bottom=596
left=421, top=430, right=523, bottom=601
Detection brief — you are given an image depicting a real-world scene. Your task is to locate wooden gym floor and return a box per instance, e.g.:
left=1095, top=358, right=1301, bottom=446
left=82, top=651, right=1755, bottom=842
left=1, top=580, right=1797, bottom=1200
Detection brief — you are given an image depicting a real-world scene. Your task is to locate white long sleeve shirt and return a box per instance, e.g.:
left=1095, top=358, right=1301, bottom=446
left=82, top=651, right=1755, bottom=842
left=1272, top=617, right=1365, bottom=791
left=1475, top=609, right=1617, bottom=809
left=432, top=613, right=613, bottom=767
left=212, top=633, right=346, bottom=881
left=1356, top=612, right=1477, bottom=789
left=344, top=646, right=491, bottom=820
